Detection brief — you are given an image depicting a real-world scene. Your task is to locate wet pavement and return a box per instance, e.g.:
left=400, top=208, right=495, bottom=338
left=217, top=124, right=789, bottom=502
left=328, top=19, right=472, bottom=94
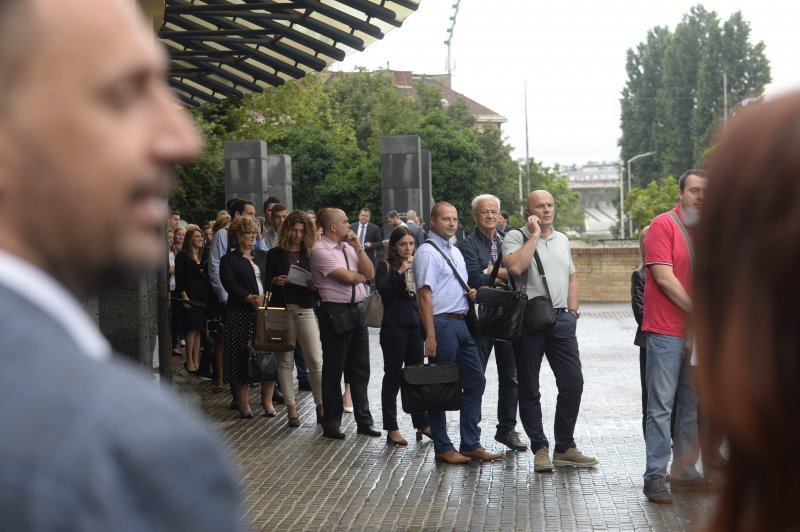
left=176, top=303, right=716, bottom=531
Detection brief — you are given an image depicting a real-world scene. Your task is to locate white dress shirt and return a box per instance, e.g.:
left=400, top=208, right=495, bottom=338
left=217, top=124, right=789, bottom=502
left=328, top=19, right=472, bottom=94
left=0, top=249, right=111, bottom=360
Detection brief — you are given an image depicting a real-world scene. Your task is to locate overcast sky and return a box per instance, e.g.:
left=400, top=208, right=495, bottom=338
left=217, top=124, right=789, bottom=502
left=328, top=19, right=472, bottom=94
left=334, top=1, right=800, bottom=167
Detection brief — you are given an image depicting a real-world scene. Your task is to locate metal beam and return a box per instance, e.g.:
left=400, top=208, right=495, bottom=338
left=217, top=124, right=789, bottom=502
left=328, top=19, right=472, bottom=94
left=164, top=13, right=310, bottom=78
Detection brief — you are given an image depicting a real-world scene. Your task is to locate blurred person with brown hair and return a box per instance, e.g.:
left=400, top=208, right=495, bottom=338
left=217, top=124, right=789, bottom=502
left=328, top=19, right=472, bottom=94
left=694, top=91, right=800, bottom=532
left=264, top=210, right=324, bottom=427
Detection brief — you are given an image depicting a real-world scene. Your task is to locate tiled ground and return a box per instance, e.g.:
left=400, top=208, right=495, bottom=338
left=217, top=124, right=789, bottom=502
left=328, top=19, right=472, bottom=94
left=178, top=303, right=716, bottom=531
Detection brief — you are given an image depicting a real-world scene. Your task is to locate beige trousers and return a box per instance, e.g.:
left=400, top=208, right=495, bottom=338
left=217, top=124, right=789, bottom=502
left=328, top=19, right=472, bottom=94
left=276, top=304, right=323, bottom=406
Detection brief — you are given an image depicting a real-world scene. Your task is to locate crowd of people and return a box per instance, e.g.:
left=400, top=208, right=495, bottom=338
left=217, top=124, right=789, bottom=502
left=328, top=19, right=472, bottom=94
left=1, top=1, right=798, bottom=529
left=167, top=192, right=600, bottom=468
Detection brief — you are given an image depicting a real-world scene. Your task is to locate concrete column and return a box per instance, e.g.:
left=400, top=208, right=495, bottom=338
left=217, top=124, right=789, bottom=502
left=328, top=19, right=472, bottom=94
left=267, top=154, right=293, bottom=211
left=98, top=272, right=158, bottom=365
left=224, top=140, right=269, bottom=207
left=381, top=135, right=423, bottom=229
left=420, top=149, right=432, bottom=226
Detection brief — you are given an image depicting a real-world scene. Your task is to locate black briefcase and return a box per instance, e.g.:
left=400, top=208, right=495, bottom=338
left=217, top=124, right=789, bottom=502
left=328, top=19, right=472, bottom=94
left=400, top=363, right=461, bottom=413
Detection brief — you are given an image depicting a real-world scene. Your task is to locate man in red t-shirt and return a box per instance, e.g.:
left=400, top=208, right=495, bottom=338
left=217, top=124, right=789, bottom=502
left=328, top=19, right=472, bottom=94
left=641, top=169, right=707, bottom=504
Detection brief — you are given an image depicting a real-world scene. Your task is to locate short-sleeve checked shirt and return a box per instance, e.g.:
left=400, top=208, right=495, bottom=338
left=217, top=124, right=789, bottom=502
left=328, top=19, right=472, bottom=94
left=413, top=232, right=469, bottom=315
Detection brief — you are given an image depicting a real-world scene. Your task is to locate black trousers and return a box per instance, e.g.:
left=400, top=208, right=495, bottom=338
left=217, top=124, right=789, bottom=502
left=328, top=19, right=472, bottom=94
left=317, top=302, right=373, bottom=431
left=475, top=333, right=519, bottom=436
left=379, top=324, right=428, bottom=431
left=512, top=312, right=583, bottom=453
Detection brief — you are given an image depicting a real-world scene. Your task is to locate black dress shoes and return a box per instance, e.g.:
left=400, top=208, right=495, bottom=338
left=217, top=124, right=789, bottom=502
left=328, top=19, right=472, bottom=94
left=322, top=429, right=346, bottom=440
left=357, top=425, right=381, bottom=437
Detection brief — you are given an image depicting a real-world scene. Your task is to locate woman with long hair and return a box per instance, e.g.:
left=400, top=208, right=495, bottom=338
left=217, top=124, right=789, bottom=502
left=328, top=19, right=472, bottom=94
left=694, top=91, right=800, bottom=532
left=220, top=216, right=274, bottom=418
left=175, top=224, right=208, bottom=374
left=375, top=226, right=430, bottom=445
left=264, top=211, right=323, bottom=426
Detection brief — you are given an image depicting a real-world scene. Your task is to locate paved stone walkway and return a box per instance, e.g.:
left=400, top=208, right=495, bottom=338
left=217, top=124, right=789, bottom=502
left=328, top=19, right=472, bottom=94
left=178, top=303, right=716, bottom=531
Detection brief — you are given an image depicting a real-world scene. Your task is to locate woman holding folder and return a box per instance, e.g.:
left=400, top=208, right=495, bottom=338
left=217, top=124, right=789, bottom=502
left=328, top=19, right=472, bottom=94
left=264, top=211, right=323, bottom=426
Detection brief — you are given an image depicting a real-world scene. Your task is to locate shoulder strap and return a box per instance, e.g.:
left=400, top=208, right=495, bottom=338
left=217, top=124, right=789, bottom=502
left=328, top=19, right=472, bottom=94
left=667, top=211, right=694, bottom=272
left=514, top=229, right=552, bottom=300
left=421, top=240, right=470, bottom=295
left=487, top=241, right=517, bottom=291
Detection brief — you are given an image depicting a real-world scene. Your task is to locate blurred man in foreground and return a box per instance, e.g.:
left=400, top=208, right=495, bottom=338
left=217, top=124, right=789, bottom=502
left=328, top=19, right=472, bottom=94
left=0, top=0, right=243, bottom=529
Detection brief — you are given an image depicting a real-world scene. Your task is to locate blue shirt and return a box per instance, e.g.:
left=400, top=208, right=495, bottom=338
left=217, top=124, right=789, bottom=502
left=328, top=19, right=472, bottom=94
left=413, top=232, right=469, bottom=315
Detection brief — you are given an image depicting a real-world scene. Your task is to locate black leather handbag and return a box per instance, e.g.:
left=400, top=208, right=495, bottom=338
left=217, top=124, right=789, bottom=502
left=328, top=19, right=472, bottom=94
left=475, top=255, right=527, bottom=341
left=242, top=341, right=278, bottom=381
left=400, top=363, right=461, bottom=413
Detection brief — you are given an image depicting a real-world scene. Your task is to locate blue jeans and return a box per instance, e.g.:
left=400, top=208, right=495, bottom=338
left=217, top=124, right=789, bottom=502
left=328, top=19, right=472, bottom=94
left=429, top=316, right=486, bottom=455
left=644, top=332, right=700, bottom=481
left=475, top=333, right=519, bottom=435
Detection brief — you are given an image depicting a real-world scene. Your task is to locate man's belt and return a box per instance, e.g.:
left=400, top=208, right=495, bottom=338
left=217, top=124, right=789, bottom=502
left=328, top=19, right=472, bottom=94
left=320, top=301, right=362, bottom=307
left=553, top=308, right=570, bottom=314
left=436, top=312, right=466, bottom=320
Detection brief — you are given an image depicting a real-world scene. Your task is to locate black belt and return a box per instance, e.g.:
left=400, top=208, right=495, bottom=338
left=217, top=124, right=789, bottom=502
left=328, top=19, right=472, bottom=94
left=437, top=313, right=466, bottom=320
left=553, top=308, right=570, bottom=314
left=321, top=301, right=362, bottom=307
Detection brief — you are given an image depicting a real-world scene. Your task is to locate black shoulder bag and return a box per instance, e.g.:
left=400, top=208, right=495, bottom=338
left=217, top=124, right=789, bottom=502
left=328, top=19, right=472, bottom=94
left=421, top=240, right=479, bottom=337
left=474, top=252, right=527, bottom=341
left=515, top=230, right=556, bottom=334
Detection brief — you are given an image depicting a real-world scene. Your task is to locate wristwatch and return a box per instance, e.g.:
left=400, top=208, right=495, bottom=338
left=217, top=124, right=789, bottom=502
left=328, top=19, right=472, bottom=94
left=568, top=308, right=580, bottom=319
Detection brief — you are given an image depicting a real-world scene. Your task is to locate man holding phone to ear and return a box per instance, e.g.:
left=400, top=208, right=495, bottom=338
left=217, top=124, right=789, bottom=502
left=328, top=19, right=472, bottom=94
left=310, top=208, right=380, bottom=440
left=503, top=190, right=597, bottom=474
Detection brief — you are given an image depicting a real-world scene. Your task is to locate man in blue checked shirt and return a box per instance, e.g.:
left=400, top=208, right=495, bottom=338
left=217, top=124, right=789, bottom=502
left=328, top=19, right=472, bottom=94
left=413, top=202, right=503, bottom=464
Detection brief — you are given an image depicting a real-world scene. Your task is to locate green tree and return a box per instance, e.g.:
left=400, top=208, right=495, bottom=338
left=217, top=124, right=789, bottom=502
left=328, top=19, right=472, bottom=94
left=619, top=4, right=770, bottom=182
left=172, top=112, right=226, bottom=224
left=627, top=176, right=680, bottom=230
left=619, top=26, right=672, bottom=185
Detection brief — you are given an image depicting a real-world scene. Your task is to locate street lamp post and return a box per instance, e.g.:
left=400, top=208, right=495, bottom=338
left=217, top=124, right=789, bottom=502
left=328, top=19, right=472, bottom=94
left=626, top=151, right=656, bottom=238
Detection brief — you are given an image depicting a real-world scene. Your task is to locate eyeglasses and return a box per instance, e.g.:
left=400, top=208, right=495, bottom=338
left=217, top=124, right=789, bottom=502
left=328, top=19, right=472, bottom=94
left=247, top=231, right=258, bottom=238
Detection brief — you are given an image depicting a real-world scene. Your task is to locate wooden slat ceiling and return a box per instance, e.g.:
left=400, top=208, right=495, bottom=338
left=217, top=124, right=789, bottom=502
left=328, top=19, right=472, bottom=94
left=160, top=0, right=420, bottom=106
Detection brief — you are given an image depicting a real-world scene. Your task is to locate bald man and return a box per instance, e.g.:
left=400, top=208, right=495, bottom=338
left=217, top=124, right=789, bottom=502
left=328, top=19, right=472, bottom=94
left=503, top=191, right=597, bottom=473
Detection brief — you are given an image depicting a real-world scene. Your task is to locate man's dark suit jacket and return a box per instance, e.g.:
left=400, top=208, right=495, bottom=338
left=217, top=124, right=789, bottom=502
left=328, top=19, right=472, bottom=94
left=350, top=222, right=383, bottom=264
left=0, top=283, right=244, bottom=531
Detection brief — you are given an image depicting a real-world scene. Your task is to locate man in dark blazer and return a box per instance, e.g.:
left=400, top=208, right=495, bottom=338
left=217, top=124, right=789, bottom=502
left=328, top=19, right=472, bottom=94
left=351, top=208, right=384, bottom=266
left=0, top=1, right=243, bottom=529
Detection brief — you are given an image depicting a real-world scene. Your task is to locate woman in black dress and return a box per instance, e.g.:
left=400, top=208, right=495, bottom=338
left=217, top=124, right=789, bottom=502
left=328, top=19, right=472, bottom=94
left=376, top=226, right=431, bottom=445
left=175, top=225, right=208, bottom=374
left=220, top=216, right=274, bottom=418
left=265, top=211, right=323, bottom=427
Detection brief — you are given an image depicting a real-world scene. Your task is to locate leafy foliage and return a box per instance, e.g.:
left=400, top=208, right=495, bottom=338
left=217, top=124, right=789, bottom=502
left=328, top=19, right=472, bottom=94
left=626, top=176, right=680, bottom=231
left=619, top=5, right=770, bottom=184
left=172, top=70, right=525, bottom=232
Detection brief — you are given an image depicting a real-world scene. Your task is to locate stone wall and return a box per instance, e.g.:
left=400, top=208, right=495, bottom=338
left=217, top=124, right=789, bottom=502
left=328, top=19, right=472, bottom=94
left=571, top=244, right=641, bottom=303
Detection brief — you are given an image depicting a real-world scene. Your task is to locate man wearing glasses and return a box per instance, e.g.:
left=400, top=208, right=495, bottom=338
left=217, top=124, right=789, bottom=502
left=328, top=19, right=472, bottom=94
left=460, top=195, right=527, bottom=453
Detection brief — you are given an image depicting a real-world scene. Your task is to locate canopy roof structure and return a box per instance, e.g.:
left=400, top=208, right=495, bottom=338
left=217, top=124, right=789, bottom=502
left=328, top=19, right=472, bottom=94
left=158, top=0, right=420, bottom=107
